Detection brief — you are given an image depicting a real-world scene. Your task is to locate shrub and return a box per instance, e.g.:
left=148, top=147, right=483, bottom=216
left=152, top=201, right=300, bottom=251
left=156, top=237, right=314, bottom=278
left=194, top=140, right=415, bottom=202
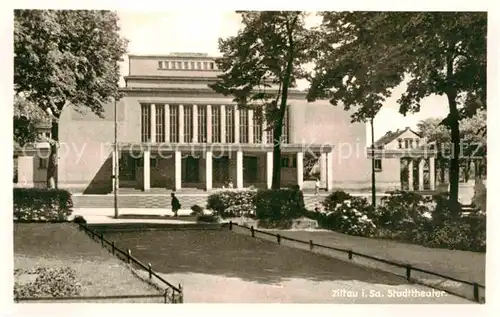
left=196, top=214, right=220, bottom=223
left=321, top=190, right=353, bottom=211
left=258, top=218, right=293, bottom=229
left=206, top=190, right=257, bottom=217
left=321, top=199, right=376, bottom=237
left=225, top=204, right=256, bottom=218
left=190, top=204, right=204, bottom=216
left=72, top=215, right=87, bottom=225
left=431, top=193, right=462, bottom=226
left=13, top=188, right=73, bottom=222
left=254, top=188, right=306, bottom=221
left=424, top=215, right=486, bottom=252
left=14, top=267, right=82, bottom=298
left=374, top=191, right=432, bottom=232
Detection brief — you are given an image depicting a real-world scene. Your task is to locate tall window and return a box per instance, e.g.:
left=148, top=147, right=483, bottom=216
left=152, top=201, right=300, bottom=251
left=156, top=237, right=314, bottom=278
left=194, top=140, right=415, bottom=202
left=184, top=105, right=194, bottom=143
left=282, top=109, right=289, bottom=143
left=239, top=108, right=248, bottom=143
left=266, top=125, right=274, bottom=144
left=212, top=106, right=221, bottom=143
left=266, top=108, right=288, bottom=144
left=226, top=106, right=235, bottom=143
left=169, top=105, right=179, bottom=143
left=253, top=112, right=262, bottom=143
left=198, top=105, right=207, bottom=142
left=141, top=104, right=151, bottom=142
left=155, top=104, right=165, bottom=143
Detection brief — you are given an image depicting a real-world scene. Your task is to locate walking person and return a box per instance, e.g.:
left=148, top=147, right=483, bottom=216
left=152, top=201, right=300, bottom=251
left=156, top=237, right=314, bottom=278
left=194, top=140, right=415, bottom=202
left=315, top=178, right=320, bottom=195
left=171, top=192, right=181, bottom=217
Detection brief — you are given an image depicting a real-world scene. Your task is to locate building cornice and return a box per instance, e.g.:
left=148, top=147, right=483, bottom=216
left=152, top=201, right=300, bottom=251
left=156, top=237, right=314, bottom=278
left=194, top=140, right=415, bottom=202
left=119, top=87, right=309, bottom=99
left=117, top=142, right=333, bottom=153
left=129, top=54, right=219, bottom=60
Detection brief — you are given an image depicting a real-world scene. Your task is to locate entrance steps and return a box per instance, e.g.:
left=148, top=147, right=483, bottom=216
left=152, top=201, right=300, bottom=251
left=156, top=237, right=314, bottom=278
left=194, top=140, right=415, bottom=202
left=72, top=193, right=329, bottom=210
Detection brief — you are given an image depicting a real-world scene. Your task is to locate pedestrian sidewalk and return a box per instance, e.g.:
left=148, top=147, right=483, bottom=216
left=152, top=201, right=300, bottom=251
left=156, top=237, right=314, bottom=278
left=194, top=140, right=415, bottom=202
left=71, top=208, right=198, bottom=224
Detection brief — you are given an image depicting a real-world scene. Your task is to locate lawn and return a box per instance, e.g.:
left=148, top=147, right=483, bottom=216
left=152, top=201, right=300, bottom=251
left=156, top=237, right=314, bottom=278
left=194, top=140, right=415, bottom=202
left=104, top=229, right=470, bottom=303
left=14, top=223, right=164, bottom=303
left=232, top=227, right=485, bottom=302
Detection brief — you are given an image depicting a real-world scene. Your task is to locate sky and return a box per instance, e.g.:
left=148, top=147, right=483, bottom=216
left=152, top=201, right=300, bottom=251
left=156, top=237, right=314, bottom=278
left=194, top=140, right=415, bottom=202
left=116, top=11, right=450, bottom=142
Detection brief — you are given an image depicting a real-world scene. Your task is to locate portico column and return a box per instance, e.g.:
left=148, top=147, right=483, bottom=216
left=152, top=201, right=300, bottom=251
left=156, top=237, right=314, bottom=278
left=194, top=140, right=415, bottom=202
left=429, top=156, right=436, bottom=190
left=175, top=150, right=182, bottom=190
left=164, top=104, right=170, bottom=143
left=266, top=151, right=273, bottom=189
left=408, top=159, right=414, bottom=191
left=234, top=105, right=240, bottom=143
left=179, top=104, right=184, bottom=143
left=326, top=151, right=333, bottom=191
left=248, top=109, right=254, bottom=144
left=143, top=149, right=150, bottom=191
left=418, top=158, right=425, bottom=190
left=206, top=151, right=212, bottom=190
left=192, top=104, right=198, bottom=143
left=262, top=109, right=267, bottom=144
left=297, top=152, right=304, bottom=189
left=206, top=105, right=212, bottom=143
left=150, top=104, right=156, bottom=143
left=320, top=153, right=327, bottom=188
left=236, top=150, right=243, bottom=188
left=220, top=105, right=226, bottom=143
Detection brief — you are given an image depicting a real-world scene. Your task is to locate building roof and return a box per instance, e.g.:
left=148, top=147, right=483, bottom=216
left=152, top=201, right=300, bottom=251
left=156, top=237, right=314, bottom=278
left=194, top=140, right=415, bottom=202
left=374, top=127, right=421, bottom=147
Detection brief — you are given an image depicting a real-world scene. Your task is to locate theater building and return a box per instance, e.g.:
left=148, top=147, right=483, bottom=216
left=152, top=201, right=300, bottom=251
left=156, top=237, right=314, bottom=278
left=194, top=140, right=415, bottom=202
left=13, top=53, right=437, bottom=194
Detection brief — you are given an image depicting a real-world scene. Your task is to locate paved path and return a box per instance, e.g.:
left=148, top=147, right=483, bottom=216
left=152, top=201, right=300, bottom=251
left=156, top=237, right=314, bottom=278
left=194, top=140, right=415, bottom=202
left=71, top=208, right=196, bottom=224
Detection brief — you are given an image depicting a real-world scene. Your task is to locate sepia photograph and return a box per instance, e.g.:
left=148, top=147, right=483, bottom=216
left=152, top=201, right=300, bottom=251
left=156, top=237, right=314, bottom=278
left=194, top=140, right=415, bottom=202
left=7, top=4, right=489, bottom=309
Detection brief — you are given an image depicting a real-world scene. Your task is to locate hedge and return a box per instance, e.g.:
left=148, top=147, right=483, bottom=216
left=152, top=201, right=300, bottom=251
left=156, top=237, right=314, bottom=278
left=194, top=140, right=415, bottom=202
left=254, top=188, right=306, bottom=221
left=13, top=188, right=73, bottom=222
left=206, top=190, right=257, bottom=217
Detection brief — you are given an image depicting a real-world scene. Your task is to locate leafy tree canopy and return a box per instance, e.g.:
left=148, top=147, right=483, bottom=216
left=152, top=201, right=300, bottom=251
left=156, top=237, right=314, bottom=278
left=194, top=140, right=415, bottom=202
left=210, top=11, right=315, bottom=124
left=14, top=10, right=128, bottom=120
left=307, top=12, right=486, bottom=122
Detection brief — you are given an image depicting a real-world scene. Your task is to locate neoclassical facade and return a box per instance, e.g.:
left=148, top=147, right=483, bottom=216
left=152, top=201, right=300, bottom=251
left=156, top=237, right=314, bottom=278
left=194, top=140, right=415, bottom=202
left=14, top=53, right=438, bottom=194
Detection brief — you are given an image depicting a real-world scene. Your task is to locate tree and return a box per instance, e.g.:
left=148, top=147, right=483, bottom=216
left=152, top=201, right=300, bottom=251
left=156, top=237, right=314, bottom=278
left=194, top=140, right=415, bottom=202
left=417, top=117, right=451, bottom=184
left=14, top=10, right=128, bottom=188
left=13, top=95, right=50, bottom=148
left=209, top=11, right=315, bottom=189
left=418, top=110, right=487, bottom=183
left=308, top=12, right=486, bottom=212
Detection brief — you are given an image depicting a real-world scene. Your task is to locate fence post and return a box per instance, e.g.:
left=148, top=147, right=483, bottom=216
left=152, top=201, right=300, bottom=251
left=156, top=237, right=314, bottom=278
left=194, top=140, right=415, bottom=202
left=111, top=241, right=115, bottom=255
left=100, top=233, right=104, bottom=246
left=178, top=283, right=183, bottom=303
left=127, top=249, right=131, bottom=264
left=148, top=263, right=152, bottom=279
left=348, top=250, right=353, bottom=260
left=473, top=283, right=479, bottom=302
left=251, top=226, right=255, bottom=237
left=229, top=220, right=232, bottom=231
left=277, top=234, right=281, bottom=245
left=309, top=240, right=313, bottom=251
left=406, top=265, right=412, bottom=281
left=164, top=289, right=168, bottom=304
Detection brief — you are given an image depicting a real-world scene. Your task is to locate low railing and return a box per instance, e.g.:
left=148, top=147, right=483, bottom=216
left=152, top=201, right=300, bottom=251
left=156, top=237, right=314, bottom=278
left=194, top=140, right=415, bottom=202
left=76, top=223, right=183, bottom=303
left=15, top=294, right=169, bottom=303
left=227, top=221, right=485, bottom=303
